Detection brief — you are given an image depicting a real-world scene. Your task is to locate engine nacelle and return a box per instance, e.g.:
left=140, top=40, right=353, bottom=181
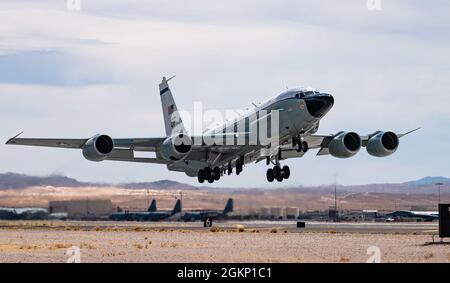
left=82, top=134, right=114, bottom=162
left=328, top=132, right=361, bottom=158
left=366, top=131, right=399, bottom=157
left=160, top=134, right=192, bottom=161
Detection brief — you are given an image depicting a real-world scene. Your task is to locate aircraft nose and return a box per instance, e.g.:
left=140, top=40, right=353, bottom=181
left=304, top=93, right=334, bottom=118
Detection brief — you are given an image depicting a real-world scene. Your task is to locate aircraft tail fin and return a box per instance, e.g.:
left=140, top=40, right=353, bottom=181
left=223, top=198, right=233, bottom=215
left=171, top=199, right=182, bottom=215
left=147, top=199, right=157, bottom=212
left=159, top=76, right=187, bottom=136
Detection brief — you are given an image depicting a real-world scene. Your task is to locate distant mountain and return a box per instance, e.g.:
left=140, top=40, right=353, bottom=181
left=0, top=172, right=448, bottom=193
left=405, top=176, right=450, bottom=186
left=0, top=172, right=90, bottom=189
left=0, top=173, right=197, bottom=190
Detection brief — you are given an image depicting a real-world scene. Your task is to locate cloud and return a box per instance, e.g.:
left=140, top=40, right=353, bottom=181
left=0, top=50, right=111, bottom=86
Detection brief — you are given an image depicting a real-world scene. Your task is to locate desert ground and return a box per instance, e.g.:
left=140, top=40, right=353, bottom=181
left=0, top=186, right=445, bottom=212
left=0, top=220, right=448, bottom=263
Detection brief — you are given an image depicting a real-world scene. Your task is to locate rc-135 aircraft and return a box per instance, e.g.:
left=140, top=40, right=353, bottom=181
left=6, top=77, right=418, bottom=184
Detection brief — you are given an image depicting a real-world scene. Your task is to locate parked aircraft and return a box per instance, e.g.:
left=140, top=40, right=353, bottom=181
left=386, top=210, right=438, bottom=222
left=183, top=198, right=233, bottom=227
left=109, top=199, right=181, bottom=221
left=0, top=208, right=48, bottom=220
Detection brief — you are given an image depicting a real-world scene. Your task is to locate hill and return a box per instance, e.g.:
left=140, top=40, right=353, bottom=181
left=0, top=173, right=197, bottom=190
left=0, top=172, right=448, bottom=194
left=405, top=176, right=450, bottom=186
left=0, top=172, right=90, bottom=189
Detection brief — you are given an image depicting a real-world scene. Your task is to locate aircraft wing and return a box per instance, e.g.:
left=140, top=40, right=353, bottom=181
left=6, top=136, right=88, bottom=149
left=113, top=138, right=166, bottom=152
left=271, top=135, right=331, bottom=160
left=303, top=135, right=334, bottom=149
left=6, top=133, right=169, bottom=164
left=314, top=128, right=420, bottom=156
left=106, top=149, right=170, bottom=164
left=5, top=131, right=254, bottom=163
left=6, top=133, right=166, bottom=151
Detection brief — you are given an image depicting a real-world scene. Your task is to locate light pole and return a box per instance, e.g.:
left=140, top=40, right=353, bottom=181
left=436, top=182, right=444, bottom=204
left=333, top=174, right=338, bottom=222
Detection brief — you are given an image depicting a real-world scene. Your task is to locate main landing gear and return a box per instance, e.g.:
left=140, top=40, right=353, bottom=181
left=197, top=166, right=221, bottom=184
left=266, top=165, right=290, bottom=182
left=197, top=164, right=243, bottom=184
left=197, top=157, right=244, bottom=184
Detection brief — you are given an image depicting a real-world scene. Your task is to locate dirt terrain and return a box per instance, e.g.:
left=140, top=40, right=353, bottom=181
left=0, top=221, right=448, bottom=263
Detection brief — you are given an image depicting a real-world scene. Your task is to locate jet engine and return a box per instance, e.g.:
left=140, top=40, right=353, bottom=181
left=82, top=134, right=114, bottom=161
left=160, top=134, right=192, bottom=161
left=328, top=132, right=361, bottom=158
left=366, top=131, right=399, bottom=157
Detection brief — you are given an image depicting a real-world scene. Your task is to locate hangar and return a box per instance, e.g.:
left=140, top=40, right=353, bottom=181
left=49, top=200, right=114, bottom=219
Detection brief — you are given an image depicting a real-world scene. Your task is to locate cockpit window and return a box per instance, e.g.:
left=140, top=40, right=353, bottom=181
left=304, top=91, right=314, bottom=96
left=296, top=92, right=305, bottom=99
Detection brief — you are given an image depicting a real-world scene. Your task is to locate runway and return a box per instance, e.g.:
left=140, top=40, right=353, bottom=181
left=0, top=220, right=438, bottom=235
left=231, top=221, right=438, bottom=234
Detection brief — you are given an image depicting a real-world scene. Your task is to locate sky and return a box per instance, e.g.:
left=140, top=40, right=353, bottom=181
left=0, top=0, right=449, bottom=187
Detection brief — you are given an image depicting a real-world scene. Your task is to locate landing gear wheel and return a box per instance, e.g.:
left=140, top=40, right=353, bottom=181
left=272, top=165, right=283, bottom=182
left=197, top=170, right=205, bottom=183
left=266, top=168, right=274, bottom=182
left=295, top=138, right=309, bottom=153
left=204, top=167, right=211, bottom=178
left=273, top=166, right=281, bottom=178
left=282, top=165, right=290, bottom=179
left=204, top=217, right=213, bottom=228
left=227, top=163, right=232, bottom=175
left=204, top=167, right=214, bottom=183
left=295, top=142, right=302, bottom=153
left=213, top=167, right=221, bottom=181
left=302, top=141, right=309, bottom=153
left=236, top=164, right=243, bottom=176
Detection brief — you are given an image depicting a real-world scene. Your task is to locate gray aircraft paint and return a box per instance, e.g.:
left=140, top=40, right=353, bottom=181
left=5, top=77, right=418, bottom=182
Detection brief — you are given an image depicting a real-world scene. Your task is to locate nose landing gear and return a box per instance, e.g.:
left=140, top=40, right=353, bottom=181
left=294, top=137, right=309, bottom=153
left=197, top=157, right=244, bottom=184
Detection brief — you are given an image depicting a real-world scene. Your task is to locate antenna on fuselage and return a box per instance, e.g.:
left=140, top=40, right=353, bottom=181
left=234, top=109, right=244, bottom=117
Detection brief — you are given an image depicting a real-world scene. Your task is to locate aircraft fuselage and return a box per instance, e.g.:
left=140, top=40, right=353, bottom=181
left=168, top=88, right=334, bottom=177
